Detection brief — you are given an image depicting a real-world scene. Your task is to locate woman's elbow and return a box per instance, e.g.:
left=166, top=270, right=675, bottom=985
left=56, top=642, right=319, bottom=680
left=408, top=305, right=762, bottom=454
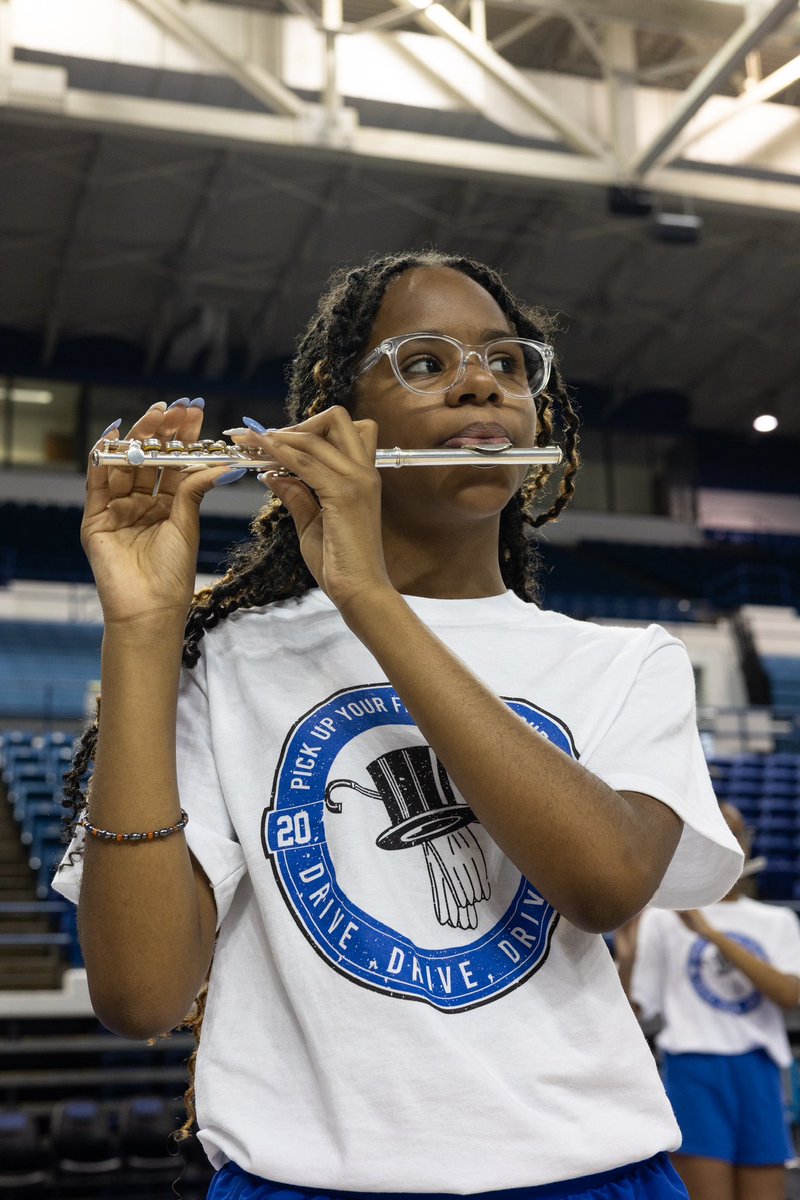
left=87, top=976, right=195, bottom=1041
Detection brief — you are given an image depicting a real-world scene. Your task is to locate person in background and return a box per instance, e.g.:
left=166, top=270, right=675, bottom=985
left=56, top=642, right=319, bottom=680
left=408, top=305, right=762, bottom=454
left=620, top=803, right=800, bottom=1200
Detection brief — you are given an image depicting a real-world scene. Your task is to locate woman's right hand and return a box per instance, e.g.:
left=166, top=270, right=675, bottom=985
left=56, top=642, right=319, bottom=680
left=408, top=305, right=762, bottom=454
left=82, top=400, right=231, bottom=627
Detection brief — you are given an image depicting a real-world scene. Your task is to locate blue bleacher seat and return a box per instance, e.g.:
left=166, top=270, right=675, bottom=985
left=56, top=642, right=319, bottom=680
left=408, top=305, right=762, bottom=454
left=768, top=753, right=800, bottom=768
left=0, top=1109, right=50, bottom=1188
left=756, top=815, right=798, bottom=832
left=19, top=800, right=62, bottom=845
left=759, top=859, right=799, bottom=900
left=725, top=784, right=761, bottom=803
left=0, top=620, right=102, bottom=720
left=50, top=1099, right=122, bottom=1176
left=728, top=764, right=764, bottom=780
left=118, top=1096, right=177, bottom=1174
left=761, top=781, right=798, bottom=799
left=755, top=834, right=797, bottom=853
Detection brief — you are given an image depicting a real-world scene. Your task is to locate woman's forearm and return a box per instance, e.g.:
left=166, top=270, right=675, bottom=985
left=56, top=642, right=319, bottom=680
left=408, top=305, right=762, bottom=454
left=77, top=616, right=216, bottom=1038
left=341, top=587, right=682, bottom=932
left=705, top=929, right=800, bottom=1009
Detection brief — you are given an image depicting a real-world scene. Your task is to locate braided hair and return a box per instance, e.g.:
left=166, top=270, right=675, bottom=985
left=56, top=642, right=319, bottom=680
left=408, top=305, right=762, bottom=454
left=61, top=247, right=581, bottom=1141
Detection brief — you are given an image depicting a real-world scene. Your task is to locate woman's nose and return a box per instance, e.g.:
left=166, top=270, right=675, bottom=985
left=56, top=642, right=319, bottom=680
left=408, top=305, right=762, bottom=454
left=446, top=351, right=501, bottom=405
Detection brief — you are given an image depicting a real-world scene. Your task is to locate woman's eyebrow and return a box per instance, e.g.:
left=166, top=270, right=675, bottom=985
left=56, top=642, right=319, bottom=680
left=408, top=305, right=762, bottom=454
left=482, top=327, right=517, bottom=341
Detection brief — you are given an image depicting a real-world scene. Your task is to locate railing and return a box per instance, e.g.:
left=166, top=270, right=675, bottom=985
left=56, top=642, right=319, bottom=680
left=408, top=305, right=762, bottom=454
left=696, top=705, right=800, bottom=756
left=0, top=677, right=98, bottom=723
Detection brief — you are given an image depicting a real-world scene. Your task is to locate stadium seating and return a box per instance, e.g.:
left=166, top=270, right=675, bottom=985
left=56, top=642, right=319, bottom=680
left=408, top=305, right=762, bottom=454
left=708, top=752, right=800, bottom=899
left=1, top=731, right=79, bottom=904
left=0, top=1009, right=213, bottom=1197
left=0, top=501, right=251, bottom=584
left=0, top=622, right=102, bottom=720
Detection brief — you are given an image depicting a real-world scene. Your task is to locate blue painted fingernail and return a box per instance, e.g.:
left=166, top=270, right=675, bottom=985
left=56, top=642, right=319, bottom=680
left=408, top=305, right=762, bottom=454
left=168, top=396, right=190, bottom=409
left=213, top=467, right=248, bottom=487
left=242, top=416, right=268, bottom=434
left=99, top=418, right=122, bottom=439
left=189, top=397, right=205, bottom=409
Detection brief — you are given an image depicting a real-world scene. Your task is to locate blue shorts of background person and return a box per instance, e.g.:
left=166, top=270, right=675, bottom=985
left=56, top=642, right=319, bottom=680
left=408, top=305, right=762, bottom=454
left=662, top=1048, right=793, bottom=1165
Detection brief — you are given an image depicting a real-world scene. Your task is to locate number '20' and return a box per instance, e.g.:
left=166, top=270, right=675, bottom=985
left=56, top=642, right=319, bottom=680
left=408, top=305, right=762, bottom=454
left=275, top=811, right=312, bottom=848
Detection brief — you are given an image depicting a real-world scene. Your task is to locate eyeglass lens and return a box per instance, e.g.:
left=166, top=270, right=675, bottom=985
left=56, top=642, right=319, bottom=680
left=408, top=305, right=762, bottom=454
left=394, top=337, right=546, bottom=397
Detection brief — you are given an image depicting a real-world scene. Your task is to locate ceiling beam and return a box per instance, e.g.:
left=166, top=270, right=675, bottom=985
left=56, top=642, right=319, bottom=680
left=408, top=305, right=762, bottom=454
left=127, top=0, right=307, bottom=117
left=562, top=9, right=609, bottom=74
left=4, top=82, right=800, bottom=216
left=628, top=0, right=800, bottom=178
left=673, top=50, right=800, bottom=156
left=479, top=0, right=746, bottom=39
left=490, top=11, right=552, bottom=54
left=604, top=20, right=637, bottom=163
left=387, top=0, right=609, bottom=158
left=0, top=0, right=12, bottom=78
left=279, top=0, right=323, bottom=28
left=390, top=33, right=509, bottom=115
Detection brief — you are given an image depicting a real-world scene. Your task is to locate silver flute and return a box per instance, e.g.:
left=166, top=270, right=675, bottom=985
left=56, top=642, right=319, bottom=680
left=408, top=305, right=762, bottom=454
left=92, top=438, right=563, bottom=470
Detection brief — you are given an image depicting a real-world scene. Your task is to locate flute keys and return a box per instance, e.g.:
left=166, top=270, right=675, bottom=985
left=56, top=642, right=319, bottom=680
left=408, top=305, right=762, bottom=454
left=126, top=441, right=146, bottom=467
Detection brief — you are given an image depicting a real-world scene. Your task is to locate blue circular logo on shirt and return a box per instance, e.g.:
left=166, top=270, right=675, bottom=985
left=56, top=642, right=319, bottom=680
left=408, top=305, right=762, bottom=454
left=687, top=931, right=766, bottom=1015
left=261, top=684, right=575, bottom=1011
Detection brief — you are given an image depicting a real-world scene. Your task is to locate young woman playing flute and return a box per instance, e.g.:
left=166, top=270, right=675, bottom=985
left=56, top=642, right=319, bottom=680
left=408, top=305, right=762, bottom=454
left=56, top=250, right=742, bottom=1199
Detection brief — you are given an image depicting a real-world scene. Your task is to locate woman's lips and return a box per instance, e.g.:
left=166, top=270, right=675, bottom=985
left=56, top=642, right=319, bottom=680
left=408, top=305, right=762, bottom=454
left=443, top=436, right=514, bottom=448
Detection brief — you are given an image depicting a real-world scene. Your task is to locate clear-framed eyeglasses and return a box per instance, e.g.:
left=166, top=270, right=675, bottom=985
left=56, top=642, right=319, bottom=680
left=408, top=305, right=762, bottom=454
left=355, top=333, right=554, bottom=399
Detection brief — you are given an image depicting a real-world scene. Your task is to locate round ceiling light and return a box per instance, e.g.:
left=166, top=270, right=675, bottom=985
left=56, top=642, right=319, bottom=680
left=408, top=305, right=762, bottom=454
left=752, top=414, right=778, bottom=433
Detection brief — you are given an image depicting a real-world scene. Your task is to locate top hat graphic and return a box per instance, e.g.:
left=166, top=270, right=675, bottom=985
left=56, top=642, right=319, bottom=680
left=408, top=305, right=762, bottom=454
left=325, top=745, right=476, bottom=850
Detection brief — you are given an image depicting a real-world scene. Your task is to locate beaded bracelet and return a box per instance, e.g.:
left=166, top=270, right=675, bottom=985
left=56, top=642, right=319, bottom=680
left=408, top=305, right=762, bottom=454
left=78, top=809, right=189, bottom=844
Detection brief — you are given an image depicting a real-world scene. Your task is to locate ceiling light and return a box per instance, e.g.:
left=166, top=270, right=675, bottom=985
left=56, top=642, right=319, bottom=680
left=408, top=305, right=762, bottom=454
left=0, top=386, right=53, bottom=405
left=651, top=212, right=703, bottom=244
left=752, top=414, right=778, bottom=433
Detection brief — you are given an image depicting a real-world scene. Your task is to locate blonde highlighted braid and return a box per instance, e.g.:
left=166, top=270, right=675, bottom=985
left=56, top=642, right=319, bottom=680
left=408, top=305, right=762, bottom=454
left=61, top=248, right=581, bottom=1148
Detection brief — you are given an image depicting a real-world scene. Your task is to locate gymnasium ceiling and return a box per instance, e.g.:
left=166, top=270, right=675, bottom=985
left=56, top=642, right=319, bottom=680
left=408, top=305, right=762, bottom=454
left=1, top=0, right=800, bottom=438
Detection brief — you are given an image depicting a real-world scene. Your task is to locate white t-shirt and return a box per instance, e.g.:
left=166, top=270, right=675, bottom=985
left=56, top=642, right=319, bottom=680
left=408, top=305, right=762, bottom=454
left=55, top=590, right=743, bottom=1192
left=631, top=896, right=800, bottom=1069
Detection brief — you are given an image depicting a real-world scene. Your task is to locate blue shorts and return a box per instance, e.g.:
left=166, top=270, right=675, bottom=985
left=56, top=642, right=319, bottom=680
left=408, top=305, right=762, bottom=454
left=207, top=1154, right=688, bottom=1200
left=662, top=1049, right=793, bottom=1166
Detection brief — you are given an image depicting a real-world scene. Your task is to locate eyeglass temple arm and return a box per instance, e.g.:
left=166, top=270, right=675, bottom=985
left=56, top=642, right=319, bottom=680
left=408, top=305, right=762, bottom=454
left=354, top=343, right=389, bottom=378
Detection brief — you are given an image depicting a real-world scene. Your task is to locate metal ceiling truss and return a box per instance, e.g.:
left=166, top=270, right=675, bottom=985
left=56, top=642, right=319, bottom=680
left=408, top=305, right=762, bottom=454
left=385, top=0, right=609, bottom=158
left=128, top=0, right=305, bottom=116
left=1, top=0, right=800, bottom=215
left=628, top=0, right=799, bottom=175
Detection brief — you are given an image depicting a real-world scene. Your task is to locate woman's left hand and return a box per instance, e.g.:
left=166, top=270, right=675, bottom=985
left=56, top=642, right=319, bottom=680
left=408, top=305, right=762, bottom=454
left=243, top=408, right=393, bottom=612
